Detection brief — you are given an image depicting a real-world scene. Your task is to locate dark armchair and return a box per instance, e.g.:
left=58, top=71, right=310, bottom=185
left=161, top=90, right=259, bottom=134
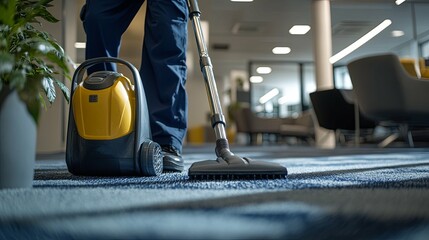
left=347, top=53, right=429, bottom=147
left=309, top=88, right=377, bottom=145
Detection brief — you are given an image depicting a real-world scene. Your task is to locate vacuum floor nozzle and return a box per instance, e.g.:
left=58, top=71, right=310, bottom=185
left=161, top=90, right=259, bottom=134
left=188, top=139, right=287, bottom=180
left=188, top=156, right=288, bottom=180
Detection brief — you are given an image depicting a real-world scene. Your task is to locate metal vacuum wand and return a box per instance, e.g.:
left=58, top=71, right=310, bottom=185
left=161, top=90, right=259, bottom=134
left=187, top=0, right=228, bottom=142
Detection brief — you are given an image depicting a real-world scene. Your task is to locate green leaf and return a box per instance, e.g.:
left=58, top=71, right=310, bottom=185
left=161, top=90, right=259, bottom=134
left=46, top=37, right=65, bottom=57
left=36, top=5, right=58, bottom=23
left=8, top=68, right=26, bottom=90
left=41, top=76, right=56, bottom=103
left=46, top=48, right=67, bottom=65
left=23, top=93, right=41, bottom=125
left=28, top=38, right=56, bottom=54
left=18, top=80, right=43, bottom=125
left=0, top=52, right=15, bottom=74
left=0, top=0, right=16, bottom=26
left=54, top=79, right=70, bottom=103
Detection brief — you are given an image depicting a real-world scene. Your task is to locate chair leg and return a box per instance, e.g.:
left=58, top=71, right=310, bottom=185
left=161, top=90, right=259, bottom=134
left=399, top=124, right=414, bottom=148
left=407, top=130, right=414, bottom=147
left=378, top=133, right=399, bottom=148
left=248, top=133, right=254, bottom=145
left=378, top=124, right=414, bottom=148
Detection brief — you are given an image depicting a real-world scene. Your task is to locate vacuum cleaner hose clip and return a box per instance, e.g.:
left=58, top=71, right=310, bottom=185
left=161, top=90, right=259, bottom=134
left=211, top=114, right=226, bottom=129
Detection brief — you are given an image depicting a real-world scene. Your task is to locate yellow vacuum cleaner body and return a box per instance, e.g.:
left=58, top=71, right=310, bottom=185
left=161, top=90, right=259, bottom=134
left=72, top=72, right=135, bottom=140
left=66, top=57, right=163, bottom=176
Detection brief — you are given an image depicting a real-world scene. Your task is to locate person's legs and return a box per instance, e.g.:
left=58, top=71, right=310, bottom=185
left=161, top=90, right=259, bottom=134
left=81, top=0, right=144, bottom=72
left=141, top=0, right=188, bottom=171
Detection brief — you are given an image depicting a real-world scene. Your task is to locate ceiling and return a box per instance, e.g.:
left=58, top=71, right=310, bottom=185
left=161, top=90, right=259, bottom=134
left=195, top=0, right=429, bottom=79
left=76, top=0, right=429, bottom=83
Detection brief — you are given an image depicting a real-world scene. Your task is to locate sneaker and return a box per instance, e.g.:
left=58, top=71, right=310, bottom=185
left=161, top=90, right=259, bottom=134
left=161, top=145, right=184, bottom=172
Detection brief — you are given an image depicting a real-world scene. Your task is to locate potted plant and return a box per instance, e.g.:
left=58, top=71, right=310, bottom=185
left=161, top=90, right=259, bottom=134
left=0, top=0, right=70, bottom=188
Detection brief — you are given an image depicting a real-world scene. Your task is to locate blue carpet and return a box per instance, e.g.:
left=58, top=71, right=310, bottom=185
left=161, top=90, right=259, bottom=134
left=1, top=146, right=429, bottom=239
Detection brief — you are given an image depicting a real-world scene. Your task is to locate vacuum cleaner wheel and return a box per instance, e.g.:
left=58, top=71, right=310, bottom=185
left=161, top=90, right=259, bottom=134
left=139, top=141, right=163, bottom=176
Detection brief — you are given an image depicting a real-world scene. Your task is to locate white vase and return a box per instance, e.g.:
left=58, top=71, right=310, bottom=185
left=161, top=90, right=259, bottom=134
left=0, top=90, right=36, bottom=189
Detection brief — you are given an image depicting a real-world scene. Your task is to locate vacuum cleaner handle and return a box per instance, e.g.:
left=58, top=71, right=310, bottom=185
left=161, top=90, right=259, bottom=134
left=72, top=57, right=141, bottom=90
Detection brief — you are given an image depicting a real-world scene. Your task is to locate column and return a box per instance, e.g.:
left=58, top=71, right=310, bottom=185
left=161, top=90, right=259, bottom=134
left=312, top=0, right=336, bottom=148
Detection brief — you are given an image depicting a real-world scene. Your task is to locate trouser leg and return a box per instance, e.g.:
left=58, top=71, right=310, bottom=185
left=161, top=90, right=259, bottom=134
left=81, top=0, right=144, bottom=72
left=140, top=0, right=188, bottom=152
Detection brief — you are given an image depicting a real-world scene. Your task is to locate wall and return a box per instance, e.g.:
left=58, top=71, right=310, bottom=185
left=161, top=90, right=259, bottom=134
left=36, top=0, right=69, bottom=153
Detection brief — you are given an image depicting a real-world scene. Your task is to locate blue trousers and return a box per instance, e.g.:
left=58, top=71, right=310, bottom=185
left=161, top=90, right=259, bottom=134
left=81, top=0, right=188, bottom=152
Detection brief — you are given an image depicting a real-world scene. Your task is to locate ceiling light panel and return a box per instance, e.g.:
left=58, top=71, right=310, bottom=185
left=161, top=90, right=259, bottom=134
left=256, top=67, right=272, bottom=74
left=289, top=25, right=311, bottom=35
left=330, top=19, right=392, bottom=64
left=395, top=0, right=406, bottom=5
left=250, top=76, right=264, bottom=83
left=272, top=47, right=291, bottom=55
left=391, top=30, right=404, bottom=37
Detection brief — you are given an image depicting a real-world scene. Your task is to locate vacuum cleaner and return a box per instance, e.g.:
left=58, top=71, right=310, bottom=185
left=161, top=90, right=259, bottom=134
left=186, top=0, right=288, bottom=180
left=66, top=0, right=287, bottom=179
left=66, top=58, right=163, bottom=176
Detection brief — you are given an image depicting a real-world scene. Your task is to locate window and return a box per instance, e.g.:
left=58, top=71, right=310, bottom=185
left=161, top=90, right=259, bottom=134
left=334, top=66, right=353, bottom=89
left=249, top=61, right=315, bottom=118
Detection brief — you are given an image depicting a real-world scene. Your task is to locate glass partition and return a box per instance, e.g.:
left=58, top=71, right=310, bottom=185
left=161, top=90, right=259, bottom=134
left=249, top=61, right=315, bottom=118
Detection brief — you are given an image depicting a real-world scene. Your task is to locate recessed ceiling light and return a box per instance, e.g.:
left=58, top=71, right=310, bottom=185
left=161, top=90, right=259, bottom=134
left=391, top=30, right=404, bottom=37
left=272, top=47, right=291, bottom=55
left=250, top=76, right=264, bottom=83
left=289, top=25, right=311, bottom=35
left=256, top=67, right=272, bottom=74
left=395, top=0, right=406, bottom=5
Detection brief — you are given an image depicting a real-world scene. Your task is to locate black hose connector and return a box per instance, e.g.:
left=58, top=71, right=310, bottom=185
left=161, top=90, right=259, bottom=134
left=215, top=138, right=249, bottom=165
left=215, top=138, right=231, bottom=158
left=187, top=0, right=201, bottom=17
